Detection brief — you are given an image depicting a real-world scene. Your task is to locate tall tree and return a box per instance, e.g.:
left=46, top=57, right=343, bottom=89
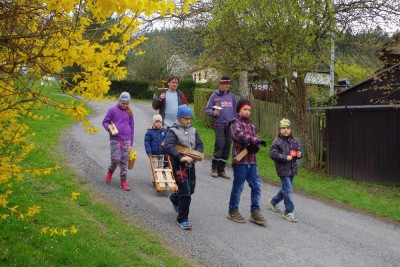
left=202, top=0, right=400, bottom=168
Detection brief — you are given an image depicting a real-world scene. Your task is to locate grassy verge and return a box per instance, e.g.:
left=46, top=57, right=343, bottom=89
left=191, top=116, right=400, bottom=223
left=0, top=92, right=190, bottom=266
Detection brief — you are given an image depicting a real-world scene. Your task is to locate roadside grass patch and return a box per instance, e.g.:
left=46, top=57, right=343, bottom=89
left=0, top=91, right=190, bottom=266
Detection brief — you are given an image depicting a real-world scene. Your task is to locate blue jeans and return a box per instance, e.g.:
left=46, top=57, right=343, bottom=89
left=229, top=164, right=261, bottom=212
left=271, top=176, right=294, bottom=213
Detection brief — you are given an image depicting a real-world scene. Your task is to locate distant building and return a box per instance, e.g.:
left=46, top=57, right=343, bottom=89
left=189, top=66, right=219, bottom=83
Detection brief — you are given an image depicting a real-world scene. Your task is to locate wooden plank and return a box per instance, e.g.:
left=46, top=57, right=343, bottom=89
left=165, top=171, right=175, bottom=183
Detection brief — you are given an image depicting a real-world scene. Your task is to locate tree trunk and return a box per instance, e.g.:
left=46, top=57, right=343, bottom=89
left=237, top=71, right=249, bottom=98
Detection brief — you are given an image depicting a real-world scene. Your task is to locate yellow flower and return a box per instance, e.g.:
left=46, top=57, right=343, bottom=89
left=71, top=192, right=80, bottom=201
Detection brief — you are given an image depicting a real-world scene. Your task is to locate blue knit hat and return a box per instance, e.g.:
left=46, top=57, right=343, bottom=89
left=177, top=104, right=193, bottom=119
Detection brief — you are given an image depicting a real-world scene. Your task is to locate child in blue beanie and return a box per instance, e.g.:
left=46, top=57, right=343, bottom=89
left=164, top=105, right=204, bottom=230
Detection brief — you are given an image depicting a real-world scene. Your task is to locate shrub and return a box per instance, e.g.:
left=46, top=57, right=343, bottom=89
left=108, top=80, right=152, bottom=99
left=194, top=88, right=215, bottom=127
left=178, top=78, right=196, bottom=103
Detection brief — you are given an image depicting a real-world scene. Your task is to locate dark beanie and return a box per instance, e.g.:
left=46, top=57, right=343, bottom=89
left=236, top=98, right=252, bottom=113
left=219, top=76, right=231, bottom=84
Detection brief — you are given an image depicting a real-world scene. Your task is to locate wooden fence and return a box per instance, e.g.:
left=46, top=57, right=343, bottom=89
left=251, top=100, right=326, bottom=169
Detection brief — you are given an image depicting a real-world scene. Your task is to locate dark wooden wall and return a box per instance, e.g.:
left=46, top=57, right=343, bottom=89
left=326, top=108, right=400, bottom=185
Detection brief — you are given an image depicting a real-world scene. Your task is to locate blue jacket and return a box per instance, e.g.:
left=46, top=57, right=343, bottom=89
left=269, top=135, right=302, bottom=177
left=144, top=126, right=166, bottom=155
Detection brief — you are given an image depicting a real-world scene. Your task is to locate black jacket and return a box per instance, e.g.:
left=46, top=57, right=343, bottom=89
left=269, top=135, right=302, bottom=177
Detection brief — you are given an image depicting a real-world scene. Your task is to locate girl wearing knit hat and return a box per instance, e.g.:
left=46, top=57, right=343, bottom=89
left=163, top=104, right=204, bottom=230
left=102, top=92, right=134, bottom=191
left=227, top=99, right=267, bottom=225
left=268, top=118, right=302, bottom=222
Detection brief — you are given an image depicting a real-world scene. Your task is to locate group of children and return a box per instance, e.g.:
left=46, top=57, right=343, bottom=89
left=102, top=92, right=302, bottom=230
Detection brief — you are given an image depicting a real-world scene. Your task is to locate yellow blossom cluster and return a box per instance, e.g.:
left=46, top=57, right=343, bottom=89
left=0, top=0, right=195, bottom=233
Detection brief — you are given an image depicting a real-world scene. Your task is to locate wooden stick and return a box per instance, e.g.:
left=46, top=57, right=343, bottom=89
left=232, top=148, right=248, bottom=165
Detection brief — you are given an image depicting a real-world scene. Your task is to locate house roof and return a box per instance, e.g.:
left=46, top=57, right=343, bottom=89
left=337, top=63, right=400, bottom=96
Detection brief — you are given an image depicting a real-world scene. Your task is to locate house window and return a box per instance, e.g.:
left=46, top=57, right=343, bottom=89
left=194, top=74, right=196, bottom=81
left=199, top=72, right=202, bottom=81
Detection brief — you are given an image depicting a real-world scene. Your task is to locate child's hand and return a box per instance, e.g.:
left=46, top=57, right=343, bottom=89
left=180, top=156, right=193, bottom=163
left=287, top=155, right=293, bottom=161
left=297, top=151, right=302, bottom=158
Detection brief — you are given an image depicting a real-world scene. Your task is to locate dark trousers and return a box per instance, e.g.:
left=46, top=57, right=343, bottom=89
left=170, top=163, right=196, bottom=223
left=212, top=125, right=232, bottom=173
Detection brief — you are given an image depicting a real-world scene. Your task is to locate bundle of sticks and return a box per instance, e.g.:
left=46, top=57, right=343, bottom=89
left=174, top=144, right=205, bottom=161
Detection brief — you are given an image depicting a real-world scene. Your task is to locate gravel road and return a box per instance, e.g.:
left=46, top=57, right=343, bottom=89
left=61, top=100, right=400, bottom=267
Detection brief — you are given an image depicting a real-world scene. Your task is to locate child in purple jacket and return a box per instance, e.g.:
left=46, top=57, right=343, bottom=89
left=102, top=92, right=134, bottom=191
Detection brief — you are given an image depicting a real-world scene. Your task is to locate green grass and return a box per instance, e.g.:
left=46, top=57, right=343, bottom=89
left=191, top=116, right=400, bottom=223
left=0, top=92, right=191, bottom=266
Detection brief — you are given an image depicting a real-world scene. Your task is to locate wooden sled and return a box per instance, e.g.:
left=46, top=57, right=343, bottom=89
left=149, top=155, right=178, bottom=195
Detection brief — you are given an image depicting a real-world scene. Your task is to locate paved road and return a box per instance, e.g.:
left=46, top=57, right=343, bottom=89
left=61, top=100, right=400, bottom=267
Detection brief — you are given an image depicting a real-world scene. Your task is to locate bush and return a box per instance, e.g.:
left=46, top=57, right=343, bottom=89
left=108, top=80, right=152, bottom=99
left=178, top=78, right=196, bottom=103
left=194, top=88, right=215, bottom=127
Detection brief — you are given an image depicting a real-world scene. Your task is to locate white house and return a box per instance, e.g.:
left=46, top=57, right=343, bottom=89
left=189, top=66, right=219, bottom=83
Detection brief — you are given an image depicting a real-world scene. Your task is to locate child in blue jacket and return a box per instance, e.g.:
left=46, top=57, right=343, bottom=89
left=269, top=118, right=302, bottom=222
left=144, top=114, right=167, bottom=168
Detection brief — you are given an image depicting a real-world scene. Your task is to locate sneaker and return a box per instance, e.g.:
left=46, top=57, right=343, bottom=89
left=218, top=172, right=231, bottom=179
left=105, top=170, right=113, bottom=183
left=250, top=209, right=267, bottom=225
left=283, top=212, right=298, bottom=222
left=268, top=199, right=281, bottom=213
left=177, top=221, right=192, bottom=230
left=227, top=210, right=246, bottom=223
left=211, top=169, right=218, bottom=178
left=120, top=181, right=130, bottom=191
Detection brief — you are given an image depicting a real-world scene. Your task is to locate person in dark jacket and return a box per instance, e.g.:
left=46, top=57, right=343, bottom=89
left=152, top=76, right=187, bottom=128
left=102, top=92, right=134, bottom=191
left=227, top=99, right=267, bottom=226
left=144, top=114, right=167, bottom=168
left=164, top=104, right=203, bottom=230
left=205, top=76, right=237, bottom=179
left=268, top=118, right=302, bottom=222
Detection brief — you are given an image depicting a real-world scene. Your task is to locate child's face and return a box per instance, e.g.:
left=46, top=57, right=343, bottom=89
left=239, top=105, right=251, bottom=118
left=178, top=116, right=192, bottom=127
left=280, top=127, right=291, bottom=136
left=119, top=102, right=129, bottom=110
left=153, top=120, right=162, bottom=129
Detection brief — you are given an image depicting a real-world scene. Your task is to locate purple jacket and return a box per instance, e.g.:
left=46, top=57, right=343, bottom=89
left=205, top=90, right=237, bottom=126
left=102, top=104, right=134, bottom=145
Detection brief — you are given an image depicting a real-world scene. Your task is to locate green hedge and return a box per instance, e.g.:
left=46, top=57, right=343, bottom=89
left=108, top=80, right=153, bottom=99
left=194, top=88, right=215, bottom=127
left=178, top=79, right=196, bottom=103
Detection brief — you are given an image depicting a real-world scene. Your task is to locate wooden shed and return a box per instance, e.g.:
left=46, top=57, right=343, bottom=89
left=326, top=63, right=400, bottom=185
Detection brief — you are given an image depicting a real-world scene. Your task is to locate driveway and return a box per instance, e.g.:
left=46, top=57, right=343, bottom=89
left=61, top=100, right=400, bottom=267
